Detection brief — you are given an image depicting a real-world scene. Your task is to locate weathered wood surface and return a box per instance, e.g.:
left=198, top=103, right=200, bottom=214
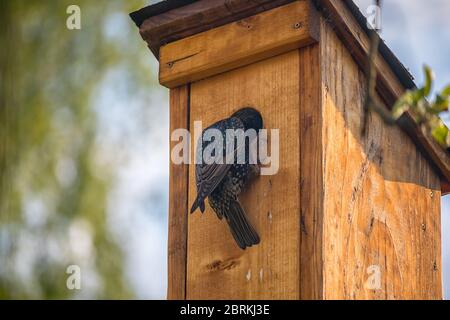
left=167, top=85, right=190, bottom=300
left=299, top=44, right=323, bottom=299
left=187, top=51, right=301, bottom=299
left=159, top=1, right=319, bottom=88
left=314, top=0, right=450, bottom=190
left=133, top=0, right=449, bottom=189
left=442, top=180, right=450, bottom=195
left=160, top=1, right=445, bottom=300
left=320, top=18, right=442, bottom=299
left=137, top=0, right=297, bottom=58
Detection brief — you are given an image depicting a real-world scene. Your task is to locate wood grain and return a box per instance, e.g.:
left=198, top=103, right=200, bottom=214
left=134, top=0, right=449, bottom=188
left=314, top=0, right=450, bottom=190
left=159, top=1, right=319, bottom=88
left=137, top=0, right=297, bottom=58
left=160, top=1, right=445, bottom=300
left=167, top=85, right=190, bottom=300
left=320, top=18, right=442, bottom=299
left=442, top=179, right=450, bottom=195
left=299, top=44, right=324, bottom=299
left=187, top=51, right=301, bottom=299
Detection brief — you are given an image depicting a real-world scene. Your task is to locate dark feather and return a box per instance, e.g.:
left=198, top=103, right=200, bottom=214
left=189, top=108, right=263, bottom=250
left=225, top=199, right=260, bottom=249
left=191, top=117, right=244, bottom=213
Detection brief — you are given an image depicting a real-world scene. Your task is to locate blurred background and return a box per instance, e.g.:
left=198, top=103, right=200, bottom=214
left=0, top=0, right=449, bottom=299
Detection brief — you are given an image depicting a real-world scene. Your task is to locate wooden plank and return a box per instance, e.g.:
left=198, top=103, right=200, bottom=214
left=159, top=1, right=319, bottom=88
left=167, top=85, right=190, bottom=300
left=133, top=0, right=450, bottom=188
left=187, top=51, right=301, bottom=299
left=137, top=0, right=297, bottom=58
left=299, top=44, right=324, bottom=299
left=442, top=179, right=450, bottom=195
left=320, top=18, right=442, bottom=299
left=131, top=0, right=198, bottom=27
left=314, top=0, right=450, bottom=190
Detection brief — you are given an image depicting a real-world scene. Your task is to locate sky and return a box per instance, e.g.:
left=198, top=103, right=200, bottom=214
left=94, top=63, right=169, bottom=298
left=91, top=1, right=170, bottom=298
left=119, top=0, right=450, bottom=299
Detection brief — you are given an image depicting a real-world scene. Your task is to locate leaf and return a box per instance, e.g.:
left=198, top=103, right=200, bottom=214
left=392, top=89, right=423, bottom=119
left=412, top=88, right=425, bottom=103
left=441, top=84, right=450, bottom=98
left=447, top=131, right=450, bottom=148
left=430, top=94, right=449, bottom=114
left=392, top=99, right=410, bottom=119
left=431, top=122, right=449, bottom=147
left=423, top=65, right=434, bottom=97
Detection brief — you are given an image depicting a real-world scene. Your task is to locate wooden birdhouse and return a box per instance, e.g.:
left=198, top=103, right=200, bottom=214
left=131, top=0, right=450, bottom=299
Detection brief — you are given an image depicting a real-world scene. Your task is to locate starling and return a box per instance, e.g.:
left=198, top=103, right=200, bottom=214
left=190, top=107, right=263, bottom=249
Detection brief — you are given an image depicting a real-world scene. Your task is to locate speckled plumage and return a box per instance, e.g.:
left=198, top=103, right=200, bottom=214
left=190, top=108, right=263, bottom=249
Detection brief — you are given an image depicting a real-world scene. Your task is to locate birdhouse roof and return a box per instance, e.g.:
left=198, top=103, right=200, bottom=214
left=130, top=0, right=450, bottom=193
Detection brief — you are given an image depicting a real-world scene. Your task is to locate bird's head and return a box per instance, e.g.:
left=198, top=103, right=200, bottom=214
left=231, top=107, right=263, bottom=131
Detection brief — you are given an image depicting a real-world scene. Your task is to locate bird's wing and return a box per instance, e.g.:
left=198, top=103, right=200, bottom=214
left=194, top=163, right=232, bottom=207
left=193, top=117, right=244, bottom=206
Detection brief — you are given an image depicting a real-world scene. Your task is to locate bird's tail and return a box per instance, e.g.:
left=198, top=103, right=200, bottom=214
left=226, top=200, right=260, bottom=250
left=190, top=195, right=205, bottom=214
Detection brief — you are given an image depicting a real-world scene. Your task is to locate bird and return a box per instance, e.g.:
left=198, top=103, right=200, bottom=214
left=190, top=107, right=263, bottom=250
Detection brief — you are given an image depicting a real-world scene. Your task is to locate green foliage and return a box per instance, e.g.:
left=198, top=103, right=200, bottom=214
left=392, top=66, right=450, bottom=149
left=0, top=0, right=156, bottom=299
